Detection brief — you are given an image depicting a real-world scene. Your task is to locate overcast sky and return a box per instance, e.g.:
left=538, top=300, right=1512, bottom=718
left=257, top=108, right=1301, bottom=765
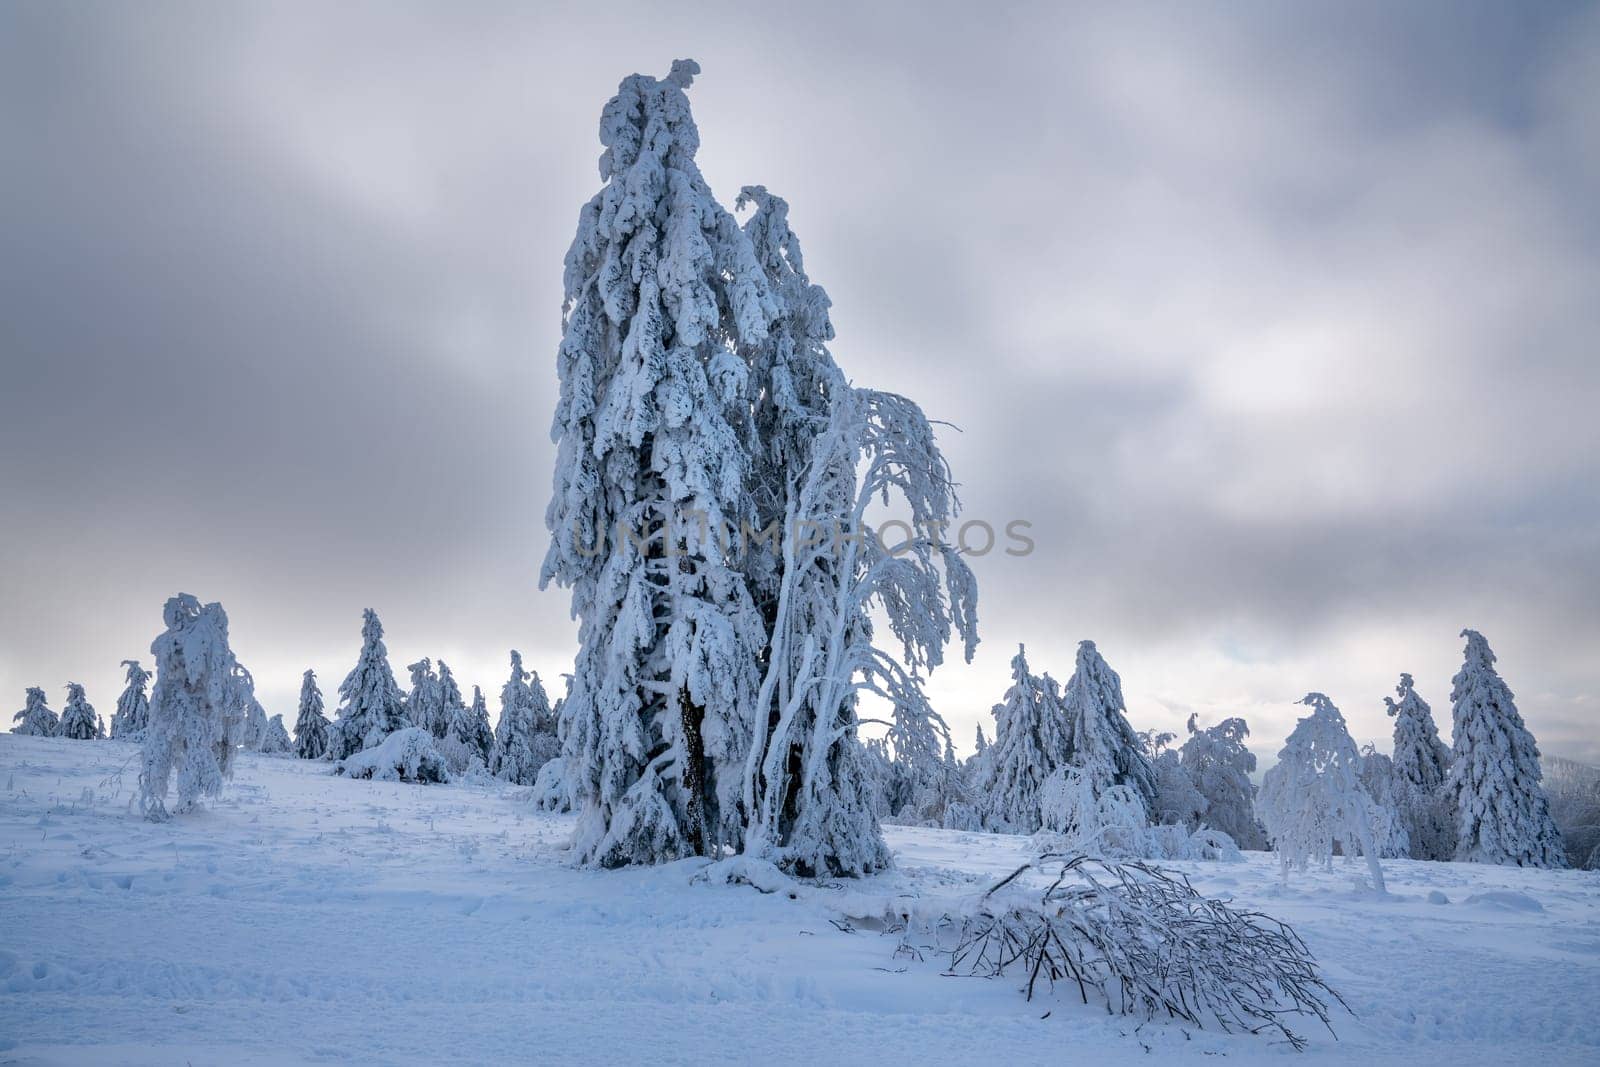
left=3, top=1, right=1597, bottom=765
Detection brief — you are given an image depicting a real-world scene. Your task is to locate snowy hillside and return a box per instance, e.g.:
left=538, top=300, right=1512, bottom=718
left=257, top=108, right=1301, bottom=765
left=1, top=734, right=1596, bottom=1066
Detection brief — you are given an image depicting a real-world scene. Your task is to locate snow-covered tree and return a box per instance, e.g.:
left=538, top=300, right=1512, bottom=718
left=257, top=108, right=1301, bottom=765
left=435, top=661, right=466, bottom=741
left=1179, top=714, right=1265, bottom=850
left=239, top=682, right=269, bottom=752
left=733, top=198, right=977, bottom=876
left=292, top=669, right=330, bottom=760
left=139, top=594, right=252, bottom=820
left=1059, top=641, right=1155, bottom=809
left=110, top=660, right=152, bottom=739
left=1140, top=732, right=1208, bottom=829
left=327, top=609, right=408, bottom=761
left=11, top=686, right=58, bottom=737
left=405, top=658, right=443, bottom=736
left=1383, top=672, right=1454, bottom=860
left=1358, top=745, right=1411, bottom=858
left=260, top=714, right=293, bottom=756
left=978, top=647, right=1072, bottom=833
left=57, top=683, right=103, bottom=740
left=541, top=64, right=975, bottom=874
left=1445, top=630, right=1566, bottom=868
left=540, top=60, right=778, bottom=868
left=1259, top=694, right=1386, bottom=892
left=448, top=684, right=495, bottom=766
left=493, top=652, right=558, bottom=786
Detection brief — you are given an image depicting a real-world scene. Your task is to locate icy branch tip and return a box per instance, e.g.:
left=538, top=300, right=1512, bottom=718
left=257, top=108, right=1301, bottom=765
left=668, top=58, right=700, bottom=88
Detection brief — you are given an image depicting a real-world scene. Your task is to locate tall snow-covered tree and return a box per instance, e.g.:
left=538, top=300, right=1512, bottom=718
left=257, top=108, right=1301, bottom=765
left=435, top=661, right=466, bottom=741
left=1059, top=641, right=1155, bottom=810
left=541, top=65, right=976, bottom=874
left=293, top=669, right=330, bottom=760
left=1179, top=714, right=1265, bottom=850
left=541, top=60, right=779, bottom=867
left=405, top=658, right=444, bottom=737
left=328, top=609, right=408, bottom=760
left=1445, top=630, right=1566, bottom=868
left=139, top=594, right=252, bottom=820
left=1259, top=693, right=1386, bottom=892
left=11, top=686, right=58, bottom=737
left=110, top=660, right=152, bottom=739
left=493, top=652, right=558, bottom=785
left=1384, top=672, right=1454, bottom=860
left=733, top=192, right=976, bottom=875
left=977, top=647, right=1072, bottom=833
left=58, top=683, right=102, bottom=740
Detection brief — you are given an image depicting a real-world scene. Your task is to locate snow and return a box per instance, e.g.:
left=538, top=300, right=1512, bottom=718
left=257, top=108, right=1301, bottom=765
left=2, top=732, right=1598, bottom=1065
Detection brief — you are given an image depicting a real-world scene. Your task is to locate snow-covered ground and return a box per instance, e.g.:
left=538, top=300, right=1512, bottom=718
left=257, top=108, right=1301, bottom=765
left=2, top=735, right=1596, bottom=1065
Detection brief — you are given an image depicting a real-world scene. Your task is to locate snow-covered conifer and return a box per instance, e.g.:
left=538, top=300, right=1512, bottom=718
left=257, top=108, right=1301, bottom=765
left=492, top=652, right=558, bottom=785
left=1445, top=630, right=1566, bottom=868
left=58, top=683, right=102, bottom=740
left=1059, top=641, right=1156, bottom=810
left=734, top=197, right=976, bottom=875
left=260, top=714, right=293, bottom=756
left=239, top=684, right=269, bottom=752
left=110, top=660, right=152, bottom=739
left=1259, top=694, right=1386, bottom=891
left=435, top=661, right=466, bottom=741
left=404, top=658, right=441, bottom=736
left=540, top=60, right=778, bottom=868
left=1179, top=714, right=1265, bottom=850
left=139, top=594, right=252, bottom=819
left=11, top=686, right=59, bottom=737
left=1358, top=745, right=1411, bottom=858
left=977, top=647, right=1072, bottom=833
left=1383, top=672, right=1454, bottom=860
left=292, top=669, right=330, bottom=760
left=327, top=609, right=408, bottom=760
left=449, top=684, right=495, bottom=766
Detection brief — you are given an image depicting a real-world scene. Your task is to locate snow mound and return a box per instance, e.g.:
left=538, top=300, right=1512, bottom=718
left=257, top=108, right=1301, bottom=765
left=334, top=728, right=450, bottom=784
left=1463, top=890, right=1544, bottom=913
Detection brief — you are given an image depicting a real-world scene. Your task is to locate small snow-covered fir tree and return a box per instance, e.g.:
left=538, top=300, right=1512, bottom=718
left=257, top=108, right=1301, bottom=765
left=58, top=683, right=103, bottom=740
left=110, top=660, right=152, bottom=739
left=139, top=594, right=252, bottom=819
left=978, top=647, right=1073, bottom=833
left=1259, top=693, right=1386, bottom=892
left=260, top=714, right=293, bottom=756
left=11, top=686, right=58, bottom=737
left=1059, top=641, right=1156, bottom=810
left=435, top=661, right=466, bottom=741
left=449, top=684, right=495, bottom=766
left=404, top=658, right=442, bottom=736
left=1384, top=672, right=1455, bottom=860
left=292, top=669, right=330, bottom=760
left=1179, top=714, right=1265, bottom=850
left=1358, top=745, right=1411, bottom=858
left=328, top=609, right=408, bottom=760
left=1446, top=630, right=1566, bottom=868
left=492, top=652, right=558, bottom=785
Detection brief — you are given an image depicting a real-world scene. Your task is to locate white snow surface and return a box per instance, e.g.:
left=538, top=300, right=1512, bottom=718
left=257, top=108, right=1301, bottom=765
left=2, top=733, right=1596, bottom=1065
